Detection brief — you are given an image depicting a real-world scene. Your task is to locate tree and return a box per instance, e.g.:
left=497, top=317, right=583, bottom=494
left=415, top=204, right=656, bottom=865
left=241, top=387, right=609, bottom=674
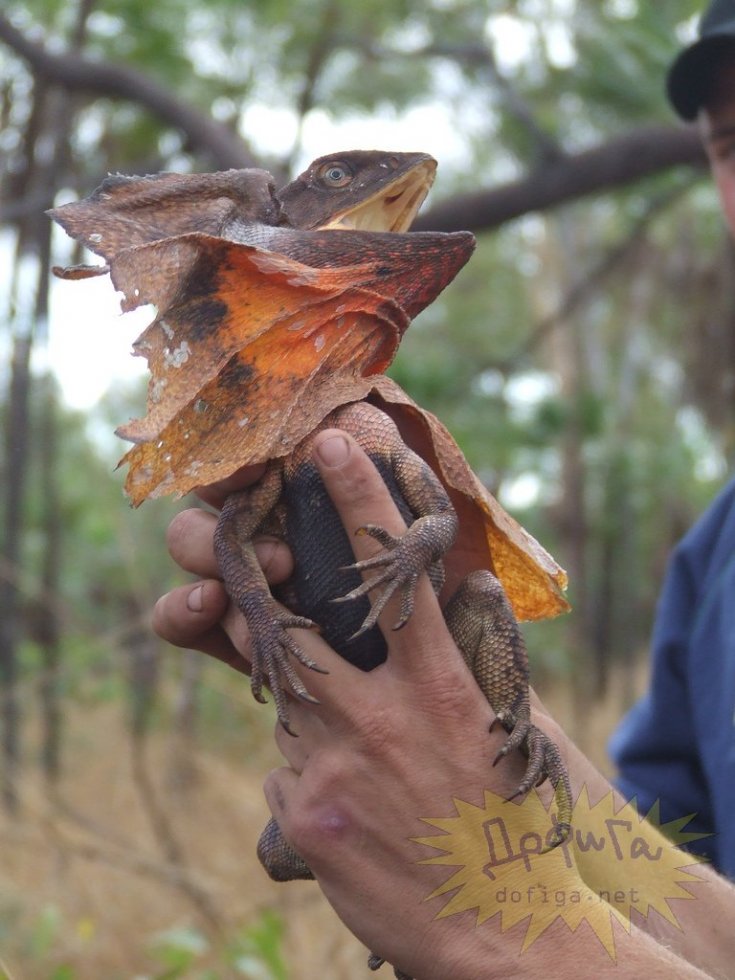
left=0, top=0, right=731, bottom=772
left=0, top=4, right=708, bottom=228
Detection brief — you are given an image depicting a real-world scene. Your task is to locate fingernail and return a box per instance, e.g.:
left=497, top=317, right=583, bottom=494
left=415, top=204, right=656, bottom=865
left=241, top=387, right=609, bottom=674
left=186, top=583, right=204, bottom=612
left=315, top=433, right=349, bottom=468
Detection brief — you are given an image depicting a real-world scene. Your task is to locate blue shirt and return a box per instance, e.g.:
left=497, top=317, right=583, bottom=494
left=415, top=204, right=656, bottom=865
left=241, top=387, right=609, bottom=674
left=609, top=476, right=735, bottom=878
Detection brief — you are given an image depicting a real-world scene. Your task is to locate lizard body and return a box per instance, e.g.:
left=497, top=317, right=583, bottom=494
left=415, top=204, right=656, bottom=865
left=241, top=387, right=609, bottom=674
left=50, top=151, right=571, bottom=979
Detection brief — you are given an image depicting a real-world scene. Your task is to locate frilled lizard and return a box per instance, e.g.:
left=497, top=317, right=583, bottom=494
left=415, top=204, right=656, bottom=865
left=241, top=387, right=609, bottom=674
left=51, top=151, right=571, bottom=980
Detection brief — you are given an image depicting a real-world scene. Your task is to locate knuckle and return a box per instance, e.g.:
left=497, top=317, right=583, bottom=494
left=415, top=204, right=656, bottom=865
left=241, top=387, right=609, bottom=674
left=301, top=748, right=348, bottom=799
left=287, top=805, right=352, bottom=862
left=285, top=753, right=355, bottom=857
left=166, top=508, right=214, bottom=564
left=338, top=454, right=385, bottom=508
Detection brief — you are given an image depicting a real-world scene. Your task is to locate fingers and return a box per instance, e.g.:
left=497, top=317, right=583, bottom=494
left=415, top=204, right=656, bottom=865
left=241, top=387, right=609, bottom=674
left=157, top=507, right=293, bottom=674
left=152, top=579, right=249, bottom=674
left=312, top=430, right=409, bottom=540
left=200, top=428, right=415, bottom=723
left=167, top=508, right=293, bottom=584
left=162, top=426, right=471, bottom=731
left=193, top=462, right=267, bottom=509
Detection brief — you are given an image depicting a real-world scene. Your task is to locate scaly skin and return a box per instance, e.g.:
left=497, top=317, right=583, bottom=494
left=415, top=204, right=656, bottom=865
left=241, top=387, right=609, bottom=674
left=213, top=400, right=573, bottom=979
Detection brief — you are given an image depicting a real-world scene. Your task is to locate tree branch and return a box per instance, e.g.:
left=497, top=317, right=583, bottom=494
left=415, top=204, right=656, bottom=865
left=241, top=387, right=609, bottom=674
left=0, top=14, right=709, bottom=234
left=0, top=13, right=260, bottom=171
left=288, top=0, right=342, bottom=171
left=415, top=123, right=708, bottom=232
left=504, top=182, right=695, bottom=369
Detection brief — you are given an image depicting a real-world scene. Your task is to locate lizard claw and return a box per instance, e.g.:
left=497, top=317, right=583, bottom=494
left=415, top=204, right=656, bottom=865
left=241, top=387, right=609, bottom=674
left=367, top=953, right=413, bottom=980
left=332, top=566, right=418, bottom=636
left=494, top=716, right=573, bottom=847
left=248, top=609, right=327, bottom=733
left=334, top=516, right=454, bottom=635
left=354, top=523, right=402, bottom=551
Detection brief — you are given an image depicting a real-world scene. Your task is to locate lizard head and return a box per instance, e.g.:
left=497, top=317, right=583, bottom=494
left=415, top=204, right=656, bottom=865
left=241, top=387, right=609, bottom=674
left=278, top=150, right=437, bottom=233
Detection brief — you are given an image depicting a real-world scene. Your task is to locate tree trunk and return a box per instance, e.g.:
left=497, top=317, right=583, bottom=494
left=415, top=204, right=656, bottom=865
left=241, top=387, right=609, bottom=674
left=0, top=329, right=32, bottom=813
left=167, top=649, right=203, bottom=792
left=37, top=375, right=62, bottom=788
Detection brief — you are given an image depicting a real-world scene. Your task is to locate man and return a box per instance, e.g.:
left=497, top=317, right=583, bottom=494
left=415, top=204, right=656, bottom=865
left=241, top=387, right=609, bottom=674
left=609, top=0, right=735, bottom=879
left=154, top=3, right=735, bottom=975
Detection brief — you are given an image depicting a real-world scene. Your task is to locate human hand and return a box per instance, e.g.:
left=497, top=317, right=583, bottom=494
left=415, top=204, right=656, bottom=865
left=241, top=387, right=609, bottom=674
left=152, top=433, right=573, bottom=975
left=253, top=433, right=734, bottom=979
left=152, top=433, right=727, bottom=979
left=250, top=430, right=590, bottom=978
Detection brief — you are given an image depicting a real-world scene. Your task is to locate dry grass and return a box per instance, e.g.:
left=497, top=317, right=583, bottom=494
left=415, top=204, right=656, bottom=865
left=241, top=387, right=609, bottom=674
left=0, top=660, right=649, bottom=979
left=0, top=686, right=374, bottom=980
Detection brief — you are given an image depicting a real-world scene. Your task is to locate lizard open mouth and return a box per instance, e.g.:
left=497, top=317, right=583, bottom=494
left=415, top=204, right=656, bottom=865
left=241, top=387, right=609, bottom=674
left=319, top=157, right=437, bottom=233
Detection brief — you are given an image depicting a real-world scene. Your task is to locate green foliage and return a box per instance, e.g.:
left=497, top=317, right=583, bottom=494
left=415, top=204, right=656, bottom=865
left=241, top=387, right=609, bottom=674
left=26, top=904, right=62, bottom=959
left=0, top=901, right=287, bottom=980
left=148, top=911, right=287, bottom=980
left=1, top=0, right=729, bottom=691
left=0, top=900, right=76, bottom=977
left=230, top=909, right=288, bottom=980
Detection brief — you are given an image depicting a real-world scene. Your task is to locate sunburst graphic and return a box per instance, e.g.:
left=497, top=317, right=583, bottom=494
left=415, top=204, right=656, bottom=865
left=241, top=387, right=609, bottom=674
left=413, top=784, right=708, bottom=958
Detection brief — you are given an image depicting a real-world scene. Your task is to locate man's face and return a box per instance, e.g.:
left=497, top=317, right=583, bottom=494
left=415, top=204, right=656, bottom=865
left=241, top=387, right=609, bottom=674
left=700, top=59, right=735, bottom=238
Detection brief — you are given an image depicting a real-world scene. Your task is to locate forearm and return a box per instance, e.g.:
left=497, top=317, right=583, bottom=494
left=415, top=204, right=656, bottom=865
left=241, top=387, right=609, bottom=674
left=639, top=861, right=735, bottom=980
left=534, top=710, right=735, bottom=979
left=430, top=919, right=715, bottom=980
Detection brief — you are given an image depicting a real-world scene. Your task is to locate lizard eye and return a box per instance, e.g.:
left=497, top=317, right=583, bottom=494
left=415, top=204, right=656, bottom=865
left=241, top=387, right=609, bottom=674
left=318, top=162, right=353, bottom=188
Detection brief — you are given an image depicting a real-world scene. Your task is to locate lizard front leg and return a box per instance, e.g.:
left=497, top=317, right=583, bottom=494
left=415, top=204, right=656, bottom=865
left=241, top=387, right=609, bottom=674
left=213, top=462, right=324, bottom=734
left=444, top=570, right=572, bottom=842
left=334, top=418, right=459, bottom=632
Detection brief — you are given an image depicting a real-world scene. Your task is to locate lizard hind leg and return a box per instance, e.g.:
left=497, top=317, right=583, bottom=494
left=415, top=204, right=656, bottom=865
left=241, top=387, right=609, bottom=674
left=444, top=570, right=572, bottom=845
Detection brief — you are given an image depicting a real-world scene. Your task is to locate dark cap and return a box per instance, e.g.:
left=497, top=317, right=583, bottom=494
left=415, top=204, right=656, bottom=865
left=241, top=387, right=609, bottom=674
left=667, top=0, right=735, bottom=119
